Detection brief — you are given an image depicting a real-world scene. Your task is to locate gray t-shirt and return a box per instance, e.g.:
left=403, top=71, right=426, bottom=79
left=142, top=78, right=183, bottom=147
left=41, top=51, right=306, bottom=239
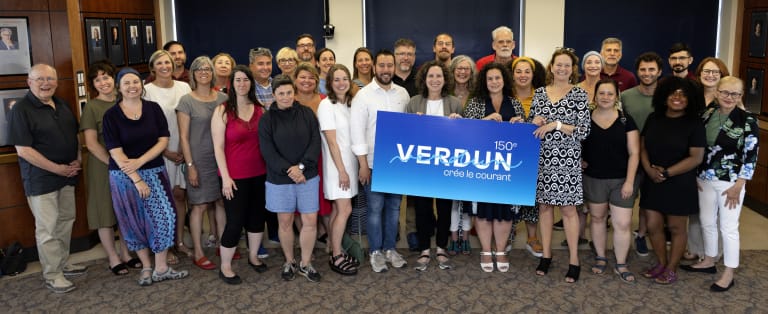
left=621, top=86, right=653, bottom=132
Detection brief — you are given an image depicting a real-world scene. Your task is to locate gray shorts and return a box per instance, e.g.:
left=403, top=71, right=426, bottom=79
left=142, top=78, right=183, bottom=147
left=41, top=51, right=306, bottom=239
left=265, top=176, right=320, bottom=214
left=583, top=174, right=637, bottom=208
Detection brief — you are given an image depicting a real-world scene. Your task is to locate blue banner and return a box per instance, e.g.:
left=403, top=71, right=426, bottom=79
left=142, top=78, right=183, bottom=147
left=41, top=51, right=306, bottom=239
left=372, top=112, right=541, bottom=205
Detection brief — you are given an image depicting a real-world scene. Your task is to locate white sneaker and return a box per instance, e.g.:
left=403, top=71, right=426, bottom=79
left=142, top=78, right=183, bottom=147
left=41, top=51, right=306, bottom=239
left=45, top=277, right=75, bottom=293
left=384, top=249, right=407, bottom=268
left=205, top=234, right=217, bottom=248
left=370, top=250, right=388, bottom=273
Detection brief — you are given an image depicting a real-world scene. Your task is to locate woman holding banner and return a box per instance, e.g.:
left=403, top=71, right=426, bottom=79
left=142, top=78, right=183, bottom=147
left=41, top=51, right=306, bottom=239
left=463, top=62, right=525, bottom=273
left=406, top=60, right=463, bottom=271
left=530, top=48, right=590, bottom=283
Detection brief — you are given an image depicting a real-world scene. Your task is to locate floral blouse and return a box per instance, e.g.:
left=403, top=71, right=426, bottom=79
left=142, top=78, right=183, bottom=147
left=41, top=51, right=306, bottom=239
left=698, top=103, right=759, bottom=182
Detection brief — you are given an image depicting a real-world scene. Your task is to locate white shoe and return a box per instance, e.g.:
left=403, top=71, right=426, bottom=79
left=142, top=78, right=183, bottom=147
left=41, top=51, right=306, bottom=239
left=384, top=249, right=407, bottom=268
left=370, top=250, right=388, bottom=273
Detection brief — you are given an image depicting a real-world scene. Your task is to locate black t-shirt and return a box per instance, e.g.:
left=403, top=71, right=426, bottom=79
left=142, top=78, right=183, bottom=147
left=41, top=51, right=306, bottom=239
left=8, top=92, right=79, bottom=196
left=393, top=72, right=417, bottom=97
left=582, top=111, right=638, bottom=179
left=642, top=112, right=706, bottom=169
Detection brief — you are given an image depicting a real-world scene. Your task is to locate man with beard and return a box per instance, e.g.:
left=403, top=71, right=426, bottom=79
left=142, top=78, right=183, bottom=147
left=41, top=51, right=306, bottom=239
left=668, top=42, right=696, bottom=80
left=145, top=41, right=190, bottom=83
left=620, top=52, right=663, bottom=257
left=600, top=37, right=636, bottom=91
left=432, top=33, right=455, bottom=68
left=392, top=38, right=418, bottom=96
left=350, top=49, right=410, bottom=273
left=296, top=34, right=316, bottom=67
left=476, top=26, right=517, bottom=71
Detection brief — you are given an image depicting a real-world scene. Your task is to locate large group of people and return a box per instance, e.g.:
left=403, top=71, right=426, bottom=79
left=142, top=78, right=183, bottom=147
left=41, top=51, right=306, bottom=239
left=7, top=26, right=758, bottom=294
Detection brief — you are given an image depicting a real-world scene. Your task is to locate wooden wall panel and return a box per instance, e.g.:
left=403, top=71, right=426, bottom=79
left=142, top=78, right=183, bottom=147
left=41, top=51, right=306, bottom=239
left=0, top=0, right=49, bottom=11
left=79, top=0, right=154, bottom=15
left=51, top=12, right=74, bottom=80
left=0, top=163, right=26, bottom=209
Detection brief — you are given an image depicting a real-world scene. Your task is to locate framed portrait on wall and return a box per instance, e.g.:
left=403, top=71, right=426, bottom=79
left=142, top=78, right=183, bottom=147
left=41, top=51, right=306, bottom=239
left=745, top=67, right=764, bottom=115
left=84, top=18, right=107, bottom=64
left=141, top=20, right=156, bottom=61
left=126, top=19, right=143, bottom=64
left=106, top=19, right=125, bottom=66
left=0, top=17, right=32, bottom=76
left=0, top=88, right=29, bottom=146
left=749, top=11, right=768, bottom=58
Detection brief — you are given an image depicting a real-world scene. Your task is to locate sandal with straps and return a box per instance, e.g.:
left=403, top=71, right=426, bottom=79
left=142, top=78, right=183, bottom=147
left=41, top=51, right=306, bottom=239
left=414, top=253, right=431, bottom=272
left=109, top=263, right=129, bottom=276
left=123, top=257, right=143, bottom=269
left=329, top=254, right=358, bottom=275
left=592, top=256, right=608, bottom=274
left=137, top=268, right=153, bottom=286
left=536, top=257, right=552, bottom=276
left=494, top=251, right=509, bottom=273
left=152, top=267, right=189, bottom=282
left=614, top=263, right=636, bottom=284
left=436, top=251, right=453, bottom=270
left=642, top=264, right=666, bottom=279
left=343, top=253, right=360, bottom=267
left=565, top=264, right=581, bottom=283
left=480, top=251, right=494, bottom=272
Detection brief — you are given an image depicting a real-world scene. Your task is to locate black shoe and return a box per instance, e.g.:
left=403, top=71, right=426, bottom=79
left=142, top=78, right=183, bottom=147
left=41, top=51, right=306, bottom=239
left=219, top=270, right=242, bottom=285
left=710, top=280, right=734, bottom=292
left=281, top=261, right=296, bottom=281
left=553, top=219, right=564, bottom=230
left=248, top=259, right=268, bottom=273
left=298, top=263, right=321, bottom=282
left=679, top=264, right=717, bottom=274
left=565, top=264, right=581, bottom=283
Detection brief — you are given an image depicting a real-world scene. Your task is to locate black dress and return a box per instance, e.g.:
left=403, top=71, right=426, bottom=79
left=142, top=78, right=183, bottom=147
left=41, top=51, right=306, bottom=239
left=639, top=112, right=706, bottom=215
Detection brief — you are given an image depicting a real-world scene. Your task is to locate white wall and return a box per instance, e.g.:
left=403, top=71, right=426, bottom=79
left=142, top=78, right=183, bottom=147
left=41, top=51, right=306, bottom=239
left=521, top=0, right=566, bottom=63
left=325, top=0, right=365, bottom=70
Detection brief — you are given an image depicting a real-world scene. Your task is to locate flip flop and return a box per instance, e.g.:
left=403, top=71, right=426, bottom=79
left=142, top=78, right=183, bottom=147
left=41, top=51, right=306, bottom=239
left=194, top=256, right=216, bottom=270
left=109, top=263, right=129, bottom=276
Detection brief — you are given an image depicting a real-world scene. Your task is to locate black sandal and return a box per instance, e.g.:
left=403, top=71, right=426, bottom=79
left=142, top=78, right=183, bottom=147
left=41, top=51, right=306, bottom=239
left=343, top=253, right=360, bottom=267
left=109, top=263, right=129, bottom=276
left=124, top=257, right=143, bottom=269
left=329, top=254, right=357, bottom=276
left=536, top=257, right=552, bottom=276
left=565, top=264, right=580, bottom=283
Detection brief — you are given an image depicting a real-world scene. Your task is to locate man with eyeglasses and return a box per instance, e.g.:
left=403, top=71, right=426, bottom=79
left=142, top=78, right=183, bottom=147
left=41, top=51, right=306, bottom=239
left=620, top=52, right=663, bottom=257
left=8, top=64, right=88, bottom=293
left=668, top=42, right=696, bottom=80
left=145, top=41, right=190, bottom=83
left=249, top=47, right=275, bottom=108
left=432, top=33, right=455, bottom=68
left=476, top=26, right=517, bottom=71
left=393, top=38, right=418, bottom=96
left=296, top=34, right=316, bottom=67
left=600, top=37, right=637, bottom=91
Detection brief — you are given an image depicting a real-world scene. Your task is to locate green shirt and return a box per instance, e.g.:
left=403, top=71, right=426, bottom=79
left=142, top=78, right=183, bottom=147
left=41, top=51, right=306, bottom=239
left=620, top=86, right=653, bottom=132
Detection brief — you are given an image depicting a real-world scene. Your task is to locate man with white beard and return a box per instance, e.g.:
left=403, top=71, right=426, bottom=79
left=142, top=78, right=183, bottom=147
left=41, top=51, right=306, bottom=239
left=475, top=26, right=517, bottom=71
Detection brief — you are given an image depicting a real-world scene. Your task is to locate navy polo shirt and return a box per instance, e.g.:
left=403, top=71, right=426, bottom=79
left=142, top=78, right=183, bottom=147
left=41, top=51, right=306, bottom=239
left=8, top=92, right=79, bottom=196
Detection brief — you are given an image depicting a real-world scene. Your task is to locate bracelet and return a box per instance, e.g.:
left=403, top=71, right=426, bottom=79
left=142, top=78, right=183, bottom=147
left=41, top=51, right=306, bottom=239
left=555, top=121, right=562, bottom=131
left=133, top=178, right=143, bottom=184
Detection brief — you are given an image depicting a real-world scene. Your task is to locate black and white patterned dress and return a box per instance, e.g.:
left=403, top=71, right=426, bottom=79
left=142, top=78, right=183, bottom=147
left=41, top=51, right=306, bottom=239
left=530, top=86, right=590, bottom=206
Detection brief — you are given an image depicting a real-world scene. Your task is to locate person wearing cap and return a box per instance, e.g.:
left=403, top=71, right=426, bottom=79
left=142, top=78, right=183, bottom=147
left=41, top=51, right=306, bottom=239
left=579, top=51, right=604, bottom=102
left=102, top=67, right=189, bottom=287
left=600, top=38, right=637, bottom=91
left=8, top=64, right=88, bottom=293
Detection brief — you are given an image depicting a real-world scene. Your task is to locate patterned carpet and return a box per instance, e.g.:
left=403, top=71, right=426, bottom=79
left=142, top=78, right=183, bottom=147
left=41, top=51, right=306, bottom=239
left=1, top=249, right=766, bottom=313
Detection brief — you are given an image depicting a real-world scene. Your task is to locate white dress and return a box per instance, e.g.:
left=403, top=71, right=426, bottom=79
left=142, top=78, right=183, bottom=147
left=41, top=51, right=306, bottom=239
left=317, top=98, right=358, bottom=199
left=143, top=81, right=192, bottom=188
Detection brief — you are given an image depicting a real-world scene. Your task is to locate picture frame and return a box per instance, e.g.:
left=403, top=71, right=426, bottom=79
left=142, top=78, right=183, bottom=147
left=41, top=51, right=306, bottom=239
left=141, top=19, right=156, bottom=61
left=126, top=19, right=143, bottom=65
left=0, top=17, right=33, bottom=76
left=106, top=19, right=125, bottom=66
left=84, top=18, right=107, bottom=64
left=748, top=11, right=768, bottom=58
left=745, top=67, right=764, bottom=115
left=0, top=88, right=29, bottom=146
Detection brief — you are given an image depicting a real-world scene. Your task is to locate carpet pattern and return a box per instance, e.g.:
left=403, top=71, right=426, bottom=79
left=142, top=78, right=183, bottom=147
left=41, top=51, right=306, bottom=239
left=1, top=249, right=766, bottom=313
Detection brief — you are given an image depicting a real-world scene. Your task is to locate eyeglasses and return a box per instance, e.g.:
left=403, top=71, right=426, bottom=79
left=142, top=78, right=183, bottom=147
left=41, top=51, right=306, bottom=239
left=250, top=47, right=271, bottom=56
left=669, top=56, right=691, bottom=62
left=194, top=68, right=212, bottom=73
left=718, top=90, right=743, bottom=99
left=555, top=47, right=576, bottom=54
left=297, top=43, right=314, bottom=49
left=278, top=58, right=296, bottom=65
left=30, top=77, right=57, bottom=83
left=395, top=52, right=415, bottom=57
left=701, top=69, right=721, bottom=76
left=435, top=41, right=453, bottom=47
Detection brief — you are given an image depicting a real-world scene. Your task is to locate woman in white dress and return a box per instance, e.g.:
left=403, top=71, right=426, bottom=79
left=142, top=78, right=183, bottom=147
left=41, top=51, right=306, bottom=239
left=144, top=50, right=192, bottom=261
left=317, top=64, right=359, bottom=275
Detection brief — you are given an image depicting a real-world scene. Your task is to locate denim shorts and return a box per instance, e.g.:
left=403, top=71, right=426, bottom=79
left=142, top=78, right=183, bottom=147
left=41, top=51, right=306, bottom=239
left=265, top=176, right=319, bottom=214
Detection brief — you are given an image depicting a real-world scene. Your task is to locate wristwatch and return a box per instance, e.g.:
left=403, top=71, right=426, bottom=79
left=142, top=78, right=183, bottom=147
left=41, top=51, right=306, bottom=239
left=186, top=162, right=193, bottom=167
left=298, top=163, right=305, bottom=171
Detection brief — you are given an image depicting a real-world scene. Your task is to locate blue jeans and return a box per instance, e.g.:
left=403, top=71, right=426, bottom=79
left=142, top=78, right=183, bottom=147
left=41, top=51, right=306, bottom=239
left=365, top=184, right=401, bottom=252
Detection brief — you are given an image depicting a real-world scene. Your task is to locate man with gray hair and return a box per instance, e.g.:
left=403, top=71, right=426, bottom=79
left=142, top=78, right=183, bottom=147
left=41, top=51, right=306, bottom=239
left=249, top=47, right=275, bottom=107
left=475, top=26, right=517, bottom=70
left=8, top=64, right=87, bottom=293
left=600, top=37, right=636, bottom=91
